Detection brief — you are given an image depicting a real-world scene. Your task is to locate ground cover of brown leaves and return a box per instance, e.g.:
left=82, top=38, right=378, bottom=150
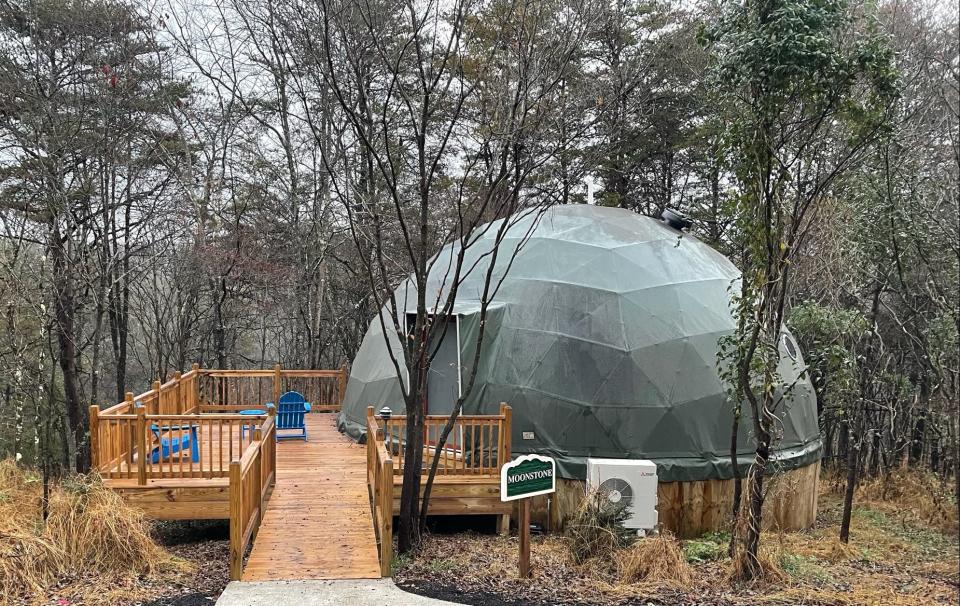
left=396, top=474, right=959, bottom=606
left=14, top=522, right=230, bottom=606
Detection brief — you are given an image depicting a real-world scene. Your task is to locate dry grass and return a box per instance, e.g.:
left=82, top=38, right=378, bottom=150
left=615, top=532, right=691, bottom=586
left=842, top=469, right=959, bottom=536
left=729, top=541, right=787, bottom=586
left=727, top=469, right=788, bottom=585
left=564, top=488, right=636, bottom=565
left=0, top=460, right=189, bottom=606
left=780, top=532, right=858, bottom=563
left=397, top=469, right=959, bottom=606
left=45, top=473, right=172, bottom=574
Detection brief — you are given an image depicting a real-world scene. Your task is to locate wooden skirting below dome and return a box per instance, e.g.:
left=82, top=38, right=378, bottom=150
left=523, top=460, right=820, bottom=539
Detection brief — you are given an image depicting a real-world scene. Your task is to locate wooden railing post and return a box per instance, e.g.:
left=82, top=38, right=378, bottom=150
left=500, top=402, right=512, bottom=466
left=498, top=403, right=512, bottom=536
left=253, top=426, right=264, bottom=534
left=125, top=392, right=135, bottom=465
left=268, top=405, right=277, bottom=486
left=192, top=363, right=201, bottom=408
left=273, top=363, right=281, bottom=405
left=338, top=364, right=348, bottom=406
left=152, top=380, right=161, bottom=414
left=89, top=405, right=100, bottom=470
left=229, top=460, right=243, bottom=580
left=366, top=407, right=375, bottom=490
left=135, top=404, right=147, bottom=486
left=174, top=371, right=183, bottom=413
left=381, top=456, right=393, bottom=576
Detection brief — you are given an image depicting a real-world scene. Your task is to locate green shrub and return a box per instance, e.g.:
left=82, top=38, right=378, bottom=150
left=683, top=531, right=730, bottom=563
left=780, top=552, right=831, bottom=582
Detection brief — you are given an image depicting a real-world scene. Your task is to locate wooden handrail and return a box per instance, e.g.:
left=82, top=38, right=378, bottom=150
left=393, top=413, right=508, bottom=421
left=280, top=369, right=346, bottom=378
left=203, top=370, right=276, bottom=377
left=228, top=407, right=277, bottom=580
left=99, top=401, right=131, bottom=416
left=93, top=370, right=278, bottom=581
left=144, top=413, right=263, bottom=421
left=201, top=369, right=344, bottom=377
left=365, top=407, right=393, bottom=577
left=363, top=405, right=510, bottom=576
left=97, top=364, right=347, bottom=420
left=378, top=403, right=512, bottom=477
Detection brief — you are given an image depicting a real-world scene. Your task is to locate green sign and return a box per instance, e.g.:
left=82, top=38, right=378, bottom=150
left=501, top=454, right=556, bottom=501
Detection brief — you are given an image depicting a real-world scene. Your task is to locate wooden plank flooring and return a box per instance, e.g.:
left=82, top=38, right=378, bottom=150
left=241, top=413, right=382, bottom=581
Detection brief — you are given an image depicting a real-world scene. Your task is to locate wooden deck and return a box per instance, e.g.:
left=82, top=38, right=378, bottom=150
left=241, top=413, right=381, bottom=580
left=94, top=367, right=513, bottom=580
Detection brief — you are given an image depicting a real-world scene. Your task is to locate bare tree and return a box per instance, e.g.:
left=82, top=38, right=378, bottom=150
left=276, top=0, right=597, bottom=552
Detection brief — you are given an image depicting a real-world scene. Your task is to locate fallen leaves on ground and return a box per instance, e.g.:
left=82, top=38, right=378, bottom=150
left=396, top=484, right=959, bottom=606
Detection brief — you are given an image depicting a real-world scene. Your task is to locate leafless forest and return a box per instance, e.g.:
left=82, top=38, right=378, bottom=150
left=0, top=0, right=956, bottom=531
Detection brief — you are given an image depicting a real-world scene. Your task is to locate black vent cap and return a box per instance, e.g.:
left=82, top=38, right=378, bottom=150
left=661, top=208, right=692, bottom=231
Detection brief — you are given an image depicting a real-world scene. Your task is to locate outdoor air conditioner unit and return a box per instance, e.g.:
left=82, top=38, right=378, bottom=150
left=586, top=458, right=658, bottom=532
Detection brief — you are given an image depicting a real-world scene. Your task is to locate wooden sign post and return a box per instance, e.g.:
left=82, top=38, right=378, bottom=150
left=500, top=454, right=556, bottom=578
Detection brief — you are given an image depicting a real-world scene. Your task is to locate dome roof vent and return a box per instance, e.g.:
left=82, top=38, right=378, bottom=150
left=661, top=208, right=691, bottom=231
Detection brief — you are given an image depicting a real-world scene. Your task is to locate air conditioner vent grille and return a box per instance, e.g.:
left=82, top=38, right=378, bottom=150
left=587, top=458, right=659, bottom=530
left=598, top=477, right=633, bottom=506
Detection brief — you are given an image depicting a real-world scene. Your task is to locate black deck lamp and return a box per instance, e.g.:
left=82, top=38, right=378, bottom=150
left=378, top=406, right=392, bottom=420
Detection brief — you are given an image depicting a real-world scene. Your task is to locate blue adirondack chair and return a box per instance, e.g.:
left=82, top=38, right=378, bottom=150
left=147, top=419, right=199, bottom=464
left=133, top=401, right=194, bottom=464
left=273, top=391, right=311, bottom=441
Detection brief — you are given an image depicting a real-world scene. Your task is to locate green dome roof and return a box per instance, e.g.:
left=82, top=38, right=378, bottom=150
left=338, top=205, right=821, bottom=481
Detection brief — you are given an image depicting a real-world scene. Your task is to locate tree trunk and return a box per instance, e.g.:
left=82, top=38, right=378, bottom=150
left=739, top=426, right=771, bottom=578
left=824, top=422, right=834, bottom=466
left=929, top=437, right=939, bottom=473
left=108, top=203, right=131, bottom=404
left=870, top=429, right=883, bottom=477
left=910, top=409, right=927, bottom=465
left=396, top=401, right=424, bottom=554
left=728, top=407, right=742, bottom=556
left=50, top=228, right=88, bottom=473
left=212, top=277, right=229, bottom=368
left=840, top=421, right=859, bottom=542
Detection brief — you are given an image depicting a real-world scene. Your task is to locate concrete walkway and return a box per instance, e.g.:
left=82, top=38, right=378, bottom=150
left=216, top=579, right=463, bottom=606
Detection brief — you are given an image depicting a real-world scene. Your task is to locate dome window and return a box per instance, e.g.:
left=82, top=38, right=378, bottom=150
left=782, top=334, right=799, bottom=361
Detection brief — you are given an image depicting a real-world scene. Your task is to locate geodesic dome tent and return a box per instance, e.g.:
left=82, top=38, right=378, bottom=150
left=337, top=205, right=822, bottom=482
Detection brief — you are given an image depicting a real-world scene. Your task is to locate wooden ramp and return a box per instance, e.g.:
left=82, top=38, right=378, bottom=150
left=241, top=414, right=381, bottom=580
